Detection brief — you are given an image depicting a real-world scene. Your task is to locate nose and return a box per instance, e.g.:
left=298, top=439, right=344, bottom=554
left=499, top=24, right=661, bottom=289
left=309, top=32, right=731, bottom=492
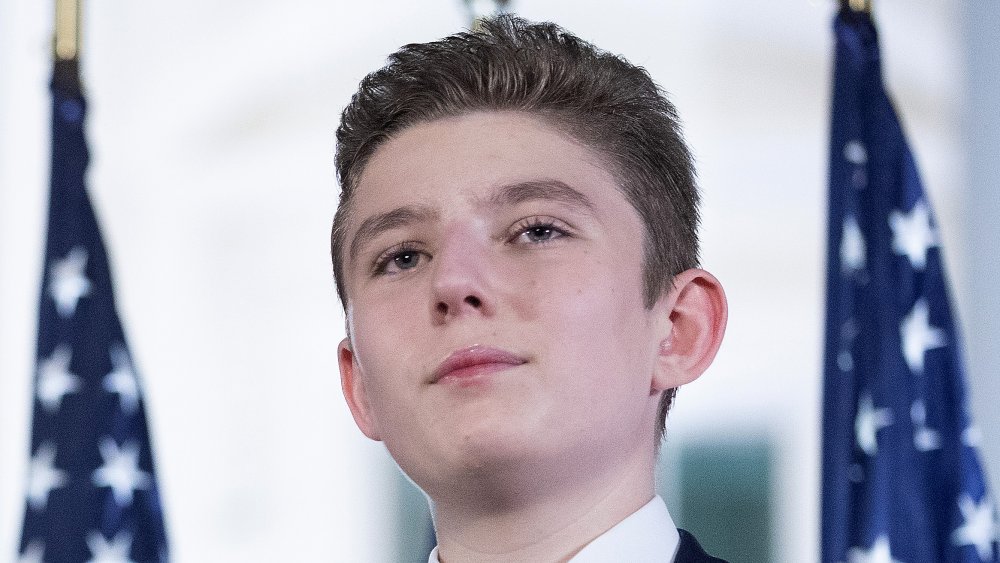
left=430, top=233, right=496, bottom=323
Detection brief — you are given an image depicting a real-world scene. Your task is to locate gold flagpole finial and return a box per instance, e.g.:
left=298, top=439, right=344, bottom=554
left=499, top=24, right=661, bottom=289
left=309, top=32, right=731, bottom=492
left=845, top=0, right=872, bottom=14
left=463, top=0, right=512, bottom=31
left=54, top=0, right=81, bottom=61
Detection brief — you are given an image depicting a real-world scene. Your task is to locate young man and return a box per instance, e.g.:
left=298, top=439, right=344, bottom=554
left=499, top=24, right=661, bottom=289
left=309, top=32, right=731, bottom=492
left=332, top=15, right=729, bottom=563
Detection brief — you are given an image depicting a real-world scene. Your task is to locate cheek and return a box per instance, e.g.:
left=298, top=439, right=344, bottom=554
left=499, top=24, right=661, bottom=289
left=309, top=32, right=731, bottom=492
left=512, top=248, right=642, bottom=321
left=528, top=253, right=652, bottom=373
left=352, top=277, right=427, bottom=335
left=348, top=296, right=426, bottom=400
left=502, top=248, right=598, bottom=319
left=558, top=285, right=647, bottom=355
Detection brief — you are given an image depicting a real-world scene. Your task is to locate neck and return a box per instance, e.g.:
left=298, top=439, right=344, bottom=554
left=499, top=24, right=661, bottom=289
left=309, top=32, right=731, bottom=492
left=431, top=447, right=656, bottom=563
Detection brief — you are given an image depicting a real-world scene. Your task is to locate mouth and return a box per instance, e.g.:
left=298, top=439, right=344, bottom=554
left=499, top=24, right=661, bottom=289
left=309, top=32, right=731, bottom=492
left=432, top=345, right=527, bottom=384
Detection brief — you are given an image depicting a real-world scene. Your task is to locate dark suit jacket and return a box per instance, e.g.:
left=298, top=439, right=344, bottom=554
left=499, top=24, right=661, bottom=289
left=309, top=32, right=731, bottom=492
left=675, top=529, right=729, bottom=563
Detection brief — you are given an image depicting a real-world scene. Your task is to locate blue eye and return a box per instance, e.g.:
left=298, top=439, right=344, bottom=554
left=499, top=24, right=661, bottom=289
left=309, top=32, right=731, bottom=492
left=392, top=251, right=421, bottom=270
left=373, top=243, right=427, bottom=276
left=524, top=225, right=557, bottom=242
left=512, top=217, right=569, bottom=245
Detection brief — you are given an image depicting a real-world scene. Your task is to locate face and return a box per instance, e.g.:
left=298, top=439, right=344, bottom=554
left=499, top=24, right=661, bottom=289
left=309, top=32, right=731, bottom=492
left=338, top=112, right=674, bottom=498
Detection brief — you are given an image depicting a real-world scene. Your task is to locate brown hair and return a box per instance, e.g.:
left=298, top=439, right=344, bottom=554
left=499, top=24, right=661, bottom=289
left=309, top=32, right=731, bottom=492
left=331, top=14, right=700, bottom=436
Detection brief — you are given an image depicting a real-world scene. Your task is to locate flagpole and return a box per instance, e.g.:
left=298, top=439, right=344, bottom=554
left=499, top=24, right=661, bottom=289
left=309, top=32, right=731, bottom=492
left=53, top=0, right=81, bottom=92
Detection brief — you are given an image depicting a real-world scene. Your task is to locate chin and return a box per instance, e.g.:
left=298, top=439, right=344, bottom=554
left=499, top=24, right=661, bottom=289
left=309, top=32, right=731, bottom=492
left=405, top=425, right=549, bottom=492
left=453, top=419, right=541, bottom=463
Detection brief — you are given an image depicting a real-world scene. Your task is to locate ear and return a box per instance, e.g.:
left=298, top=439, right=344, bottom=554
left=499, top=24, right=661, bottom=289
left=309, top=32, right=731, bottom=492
left=650, top=268, right=728, bottom=392
left=338, top=337, right=383, bottom=441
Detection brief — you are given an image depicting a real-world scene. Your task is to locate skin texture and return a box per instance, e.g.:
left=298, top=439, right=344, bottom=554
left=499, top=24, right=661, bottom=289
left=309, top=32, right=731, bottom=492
left=337, top=111, right=727, bottom=562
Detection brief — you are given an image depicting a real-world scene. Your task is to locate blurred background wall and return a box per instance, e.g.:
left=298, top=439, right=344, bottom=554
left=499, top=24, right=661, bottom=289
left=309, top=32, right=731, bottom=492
left=1, top=1, right=996, bottom=561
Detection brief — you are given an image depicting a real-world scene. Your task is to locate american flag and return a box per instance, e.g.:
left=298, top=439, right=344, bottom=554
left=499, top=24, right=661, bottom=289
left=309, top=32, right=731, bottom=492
left=18, top=70, right=169, bottom=562
left=822, top=7, right=999, bottom=563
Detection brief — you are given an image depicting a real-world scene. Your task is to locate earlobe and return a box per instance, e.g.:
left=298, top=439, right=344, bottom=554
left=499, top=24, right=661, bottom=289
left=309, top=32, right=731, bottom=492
left=338, top=337, right=383, bottom=441
left=651, top=269, right=728, bottom=391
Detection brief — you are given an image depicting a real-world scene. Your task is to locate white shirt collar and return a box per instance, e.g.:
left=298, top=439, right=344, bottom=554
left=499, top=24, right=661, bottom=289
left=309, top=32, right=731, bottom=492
left=427, top=495, right=679, bottom=563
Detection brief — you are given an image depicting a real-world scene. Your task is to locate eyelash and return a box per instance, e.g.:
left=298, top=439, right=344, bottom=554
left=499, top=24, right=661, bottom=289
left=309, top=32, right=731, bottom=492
left=372, top=241, right=425, bottom=276
left=508, top=216, right=571, bottom=245
left=369, top=216, right=572, bottom=277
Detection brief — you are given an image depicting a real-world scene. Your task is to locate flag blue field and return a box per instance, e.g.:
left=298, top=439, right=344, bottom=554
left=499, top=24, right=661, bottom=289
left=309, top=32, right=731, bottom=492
left=822, top=8, right=999, bottom=563
left=18, top=75, right=169, bottom=562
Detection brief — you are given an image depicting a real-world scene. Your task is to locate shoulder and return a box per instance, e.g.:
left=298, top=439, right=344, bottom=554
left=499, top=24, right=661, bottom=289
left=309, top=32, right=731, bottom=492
left=674, top=529, right=729, bottom=563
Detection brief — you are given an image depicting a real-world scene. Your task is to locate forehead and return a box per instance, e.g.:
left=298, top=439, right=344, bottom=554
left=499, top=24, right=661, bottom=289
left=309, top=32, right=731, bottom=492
left=351, top=111, right=622, bottom=215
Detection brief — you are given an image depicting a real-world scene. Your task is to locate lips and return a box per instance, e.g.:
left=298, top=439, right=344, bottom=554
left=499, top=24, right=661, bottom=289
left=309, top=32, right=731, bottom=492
left=432, top=345, right=527, bottom=383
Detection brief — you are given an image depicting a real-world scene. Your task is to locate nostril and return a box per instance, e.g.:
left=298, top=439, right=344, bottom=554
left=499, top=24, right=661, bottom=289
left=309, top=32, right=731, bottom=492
left=434, top=295, right=485, bottom=319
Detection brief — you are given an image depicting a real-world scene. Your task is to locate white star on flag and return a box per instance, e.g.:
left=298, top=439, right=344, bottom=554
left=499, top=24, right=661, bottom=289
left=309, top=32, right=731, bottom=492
left=838, top=319, right=860, bottom=372
left=103, top=345, right=139, bottom=414
left=48, top=246, right=92, bottom=317
left=901, top=298, right=947, bottom=376
left=91, top=437, right=151, bottom=507
left=952, top=494, right=999, bottom=560
left=18, top=541, right=44, bottom=563
left=844, top=140, right=868, bottom=165
left=856, top=393, right=893, bottom=456
left=841, top=216, right=866, bottom=273
left=37, top=345, right=82, bottom=413
left=889, top=199, right=937, bottom=271
left=847, top=535, right=902, bottom=563
left=963, top=426, right=984, bottom=448
left=26, top=442, right=68, bottom=511
left=913, top=427, right=942, bottom=452
left=910, top=400, right=942, bottom=452
left=86, top=530, right=136, bottom=563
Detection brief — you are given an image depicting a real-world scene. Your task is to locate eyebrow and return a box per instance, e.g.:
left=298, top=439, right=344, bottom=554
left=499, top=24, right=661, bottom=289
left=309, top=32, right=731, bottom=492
left=484, top=179, right=596, bottom=213
left=349, top=204, right=439, bottom=262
